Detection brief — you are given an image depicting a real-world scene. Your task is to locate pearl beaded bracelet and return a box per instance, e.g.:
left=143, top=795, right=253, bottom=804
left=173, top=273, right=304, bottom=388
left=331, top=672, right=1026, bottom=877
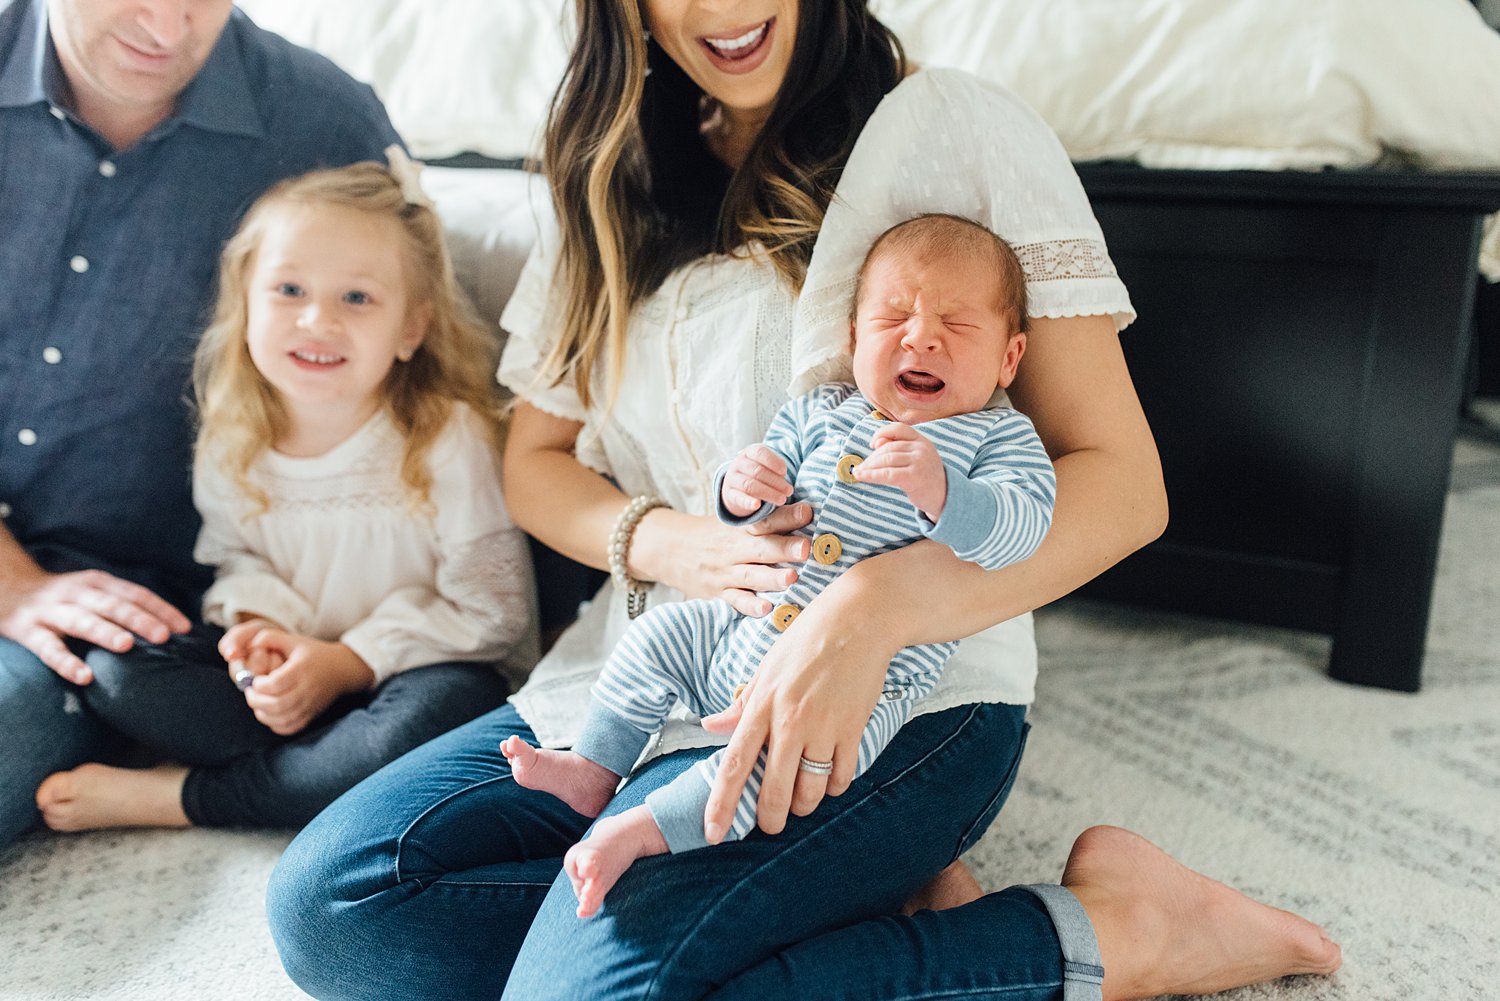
left=609, top=494, right=667, bottom=619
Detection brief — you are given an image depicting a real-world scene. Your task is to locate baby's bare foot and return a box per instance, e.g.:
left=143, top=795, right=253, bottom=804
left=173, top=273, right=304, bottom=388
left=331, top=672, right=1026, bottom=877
left=35, top=763, right=190, bottom=831
left=500, top=736, right=619, bottom=818
left=1062, top=825, right=1342, bottom=1000
left=564, top=805, right=669, bottom=918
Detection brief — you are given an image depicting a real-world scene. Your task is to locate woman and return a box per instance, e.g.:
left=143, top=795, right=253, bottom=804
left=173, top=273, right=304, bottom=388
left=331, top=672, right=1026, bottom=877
left=267, top=1, right=1343, bottom=998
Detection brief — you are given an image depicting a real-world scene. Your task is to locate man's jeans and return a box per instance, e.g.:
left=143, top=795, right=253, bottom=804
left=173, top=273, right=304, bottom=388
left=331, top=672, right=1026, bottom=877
left=0, top=628, right=509, bottom=836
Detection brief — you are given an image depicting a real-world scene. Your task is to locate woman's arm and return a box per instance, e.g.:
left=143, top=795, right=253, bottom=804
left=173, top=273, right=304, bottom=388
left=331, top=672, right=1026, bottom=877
left=704, top=314, right=1167, bottom=836
left=849, top=313, right=1166, bottom=643
left=504, top=402, right=812, bottom=616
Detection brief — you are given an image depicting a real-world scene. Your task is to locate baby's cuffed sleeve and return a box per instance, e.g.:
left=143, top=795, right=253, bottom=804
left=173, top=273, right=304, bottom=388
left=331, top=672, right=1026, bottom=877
left=922, top=411, right=1057, bottom=570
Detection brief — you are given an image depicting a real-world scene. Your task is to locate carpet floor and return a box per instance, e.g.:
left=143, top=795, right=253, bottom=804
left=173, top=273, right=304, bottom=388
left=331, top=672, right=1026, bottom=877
left=4, top=410, right=1497, bottom=1001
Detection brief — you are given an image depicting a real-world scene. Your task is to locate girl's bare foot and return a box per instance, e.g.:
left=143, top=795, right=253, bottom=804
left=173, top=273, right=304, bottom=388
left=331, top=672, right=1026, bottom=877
left=1062, top=825, right=1342, bottom=1000
left=902, top=859, right=985, bottom=915
left=35, top=763, right=190, bottom=831
left=563, top=805, right=669, bottom=918
left=501, top=736, right=619, bottom=818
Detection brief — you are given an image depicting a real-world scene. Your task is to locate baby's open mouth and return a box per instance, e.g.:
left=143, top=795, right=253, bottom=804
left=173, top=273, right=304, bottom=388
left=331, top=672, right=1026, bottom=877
left=897, top=370, right=945, bottom=395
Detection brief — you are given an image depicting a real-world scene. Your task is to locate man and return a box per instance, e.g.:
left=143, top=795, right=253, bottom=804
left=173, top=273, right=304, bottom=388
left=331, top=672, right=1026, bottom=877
left=0, top=0, right=403, bottom=846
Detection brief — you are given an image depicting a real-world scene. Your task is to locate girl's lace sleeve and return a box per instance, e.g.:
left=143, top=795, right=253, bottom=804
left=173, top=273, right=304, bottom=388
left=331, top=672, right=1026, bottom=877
left=339, top=407, right=540, bottom=683
left=193, top=456, right=315, bottom=632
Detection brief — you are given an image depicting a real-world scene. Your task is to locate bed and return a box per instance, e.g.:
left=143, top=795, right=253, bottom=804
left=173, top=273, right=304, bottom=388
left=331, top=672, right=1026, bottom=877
left=237, top=0, right=1500, bottom=691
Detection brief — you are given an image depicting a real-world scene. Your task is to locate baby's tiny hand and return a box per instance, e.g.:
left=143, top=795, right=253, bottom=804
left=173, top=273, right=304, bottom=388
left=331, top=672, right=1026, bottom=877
left=855, top=424, right=948, bottom=521
left=701, top=679, right=754, bottom=736
left=721, top=445, right=793, bottom=518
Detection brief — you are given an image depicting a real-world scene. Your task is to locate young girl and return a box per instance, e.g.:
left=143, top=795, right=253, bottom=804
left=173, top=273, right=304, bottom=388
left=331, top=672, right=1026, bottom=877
left=33, top=151, right=537, bottom=832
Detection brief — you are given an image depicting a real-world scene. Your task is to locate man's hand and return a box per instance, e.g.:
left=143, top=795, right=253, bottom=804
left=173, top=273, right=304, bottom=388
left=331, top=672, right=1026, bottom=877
left=854, top=423, right=948, bottom=521
left=0, top=569, right=191, bottom=684
left=720, top=445, right=793, bottom=518
left=235, top=629, right=375, bottom=736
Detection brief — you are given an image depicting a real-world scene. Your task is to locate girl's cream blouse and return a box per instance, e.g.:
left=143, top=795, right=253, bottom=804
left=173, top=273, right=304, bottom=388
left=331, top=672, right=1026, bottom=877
left=195, top=404, right=539, bottom=686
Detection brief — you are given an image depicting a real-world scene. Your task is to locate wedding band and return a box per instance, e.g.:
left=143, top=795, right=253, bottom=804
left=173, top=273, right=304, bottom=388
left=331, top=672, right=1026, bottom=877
left=797, top=755, right=833, bottom=776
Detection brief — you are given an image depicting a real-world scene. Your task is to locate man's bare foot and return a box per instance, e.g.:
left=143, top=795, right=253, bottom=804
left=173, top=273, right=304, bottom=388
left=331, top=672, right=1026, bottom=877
left=35, top=763, right=190, bottom=831
left=902, top=859, right=985, bottom=915
left=1062, top=825, right=1342, bottom=1000
left=563, top=805, right=669, bottom=919
left=500, top=736, right=620, bottom=818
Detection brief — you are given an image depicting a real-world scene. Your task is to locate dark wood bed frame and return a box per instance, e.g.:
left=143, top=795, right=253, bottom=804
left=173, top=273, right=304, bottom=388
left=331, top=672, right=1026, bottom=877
left=1072, top=165, right=1500, bottom=692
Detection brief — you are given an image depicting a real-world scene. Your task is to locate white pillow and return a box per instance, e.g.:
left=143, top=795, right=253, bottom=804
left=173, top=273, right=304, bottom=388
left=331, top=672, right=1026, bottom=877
left=421, top=166, right=553, bottom=333
left=871, top=0, right=1500, bottom=172
left=236, top=0, right=570, bottom=161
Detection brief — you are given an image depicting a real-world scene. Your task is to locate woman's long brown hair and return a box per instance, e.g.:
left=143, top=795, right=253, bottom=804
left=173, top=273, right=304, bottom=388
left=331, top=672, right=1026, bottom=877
left=541, top=0, right=905, bottom=409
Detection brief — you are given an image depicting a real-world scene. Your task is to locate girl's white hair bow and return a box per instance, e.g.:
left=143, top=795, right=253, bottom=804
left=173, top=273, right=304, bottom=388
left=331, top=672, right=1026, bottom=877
left=385, top=144, right=434, bottom=210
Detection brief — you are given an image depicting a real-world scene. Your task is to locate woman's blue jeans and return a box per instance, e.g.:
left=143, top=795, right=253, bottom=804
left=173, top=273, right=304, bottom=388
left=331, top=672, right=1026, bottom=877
left=268, top=700, right=1097, bottom=1001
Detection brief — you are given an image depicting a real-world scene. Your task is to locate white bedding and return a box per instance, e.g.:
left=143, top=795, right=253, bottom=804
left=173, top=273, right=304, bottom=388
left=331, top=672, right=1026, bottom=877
left=237, top=0, right=1500, bottom=172
left=235, top=0, right=1500, bottom=282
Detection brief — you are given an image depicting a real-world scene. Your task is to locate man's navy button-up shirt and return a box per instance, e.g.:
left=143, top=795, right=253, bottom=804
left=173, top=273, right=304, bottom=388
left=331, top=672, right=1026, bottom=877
left=0, top=0, right=400, bottom=610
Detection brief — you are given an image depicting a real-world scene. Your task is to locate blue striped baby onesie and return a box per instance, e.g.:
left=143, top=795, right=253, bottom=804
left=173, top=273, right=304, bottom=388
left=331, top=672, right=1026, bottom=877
left=572, top=384, right=1056, bottom=853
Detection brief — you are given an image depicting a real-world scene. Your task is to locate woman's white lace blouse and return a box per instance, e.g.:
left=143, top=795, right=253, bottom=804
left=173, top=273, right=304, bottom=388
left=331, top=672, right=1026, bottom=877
left=498, top=68, right=1134, bottom=751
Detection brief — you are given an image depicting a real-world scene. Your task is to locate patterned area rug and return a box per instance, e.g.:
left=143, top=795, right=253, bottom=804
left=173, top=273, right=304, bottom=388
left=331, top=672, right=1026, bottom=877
left=3, top=412, right=1497, bottom=1001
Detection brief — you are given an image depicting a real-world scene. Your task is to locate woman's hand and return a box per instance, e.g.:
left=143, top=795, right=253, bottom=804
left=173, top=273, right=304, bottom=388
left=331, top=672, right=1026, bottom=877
left=632, top=504, right=812, bottom=617
left=700, top=579, right=898, bottom=841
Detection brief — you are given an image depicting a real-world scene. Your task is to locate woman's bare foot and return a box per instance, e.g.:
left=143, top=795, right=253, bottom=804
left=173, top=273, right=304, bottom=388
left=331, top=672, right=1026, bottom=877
left=563, top=805, right=669, bottom=919
left=1062, top=825, right=1342, bottom=1000
left=501, top=736, right=620, bottom=818
left=35, top=763, right=190, bottom=831
left=901, top=859, right=985, bottom=915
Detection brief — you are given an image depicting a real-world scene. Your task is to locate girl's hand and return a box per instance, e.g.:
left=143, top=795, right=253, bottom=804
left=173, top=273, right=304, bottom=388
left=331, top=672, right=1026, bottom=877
left=220, top=616, right=286, bottom=684
left=700, top=584, right=896, bottom=842
left=720, top=445, right=793, bottom=518
left=633, top=503, right=813, bottom=617
left=238, top=630, right=375, bottom=736
left=855, top=423, right=948, bottom=521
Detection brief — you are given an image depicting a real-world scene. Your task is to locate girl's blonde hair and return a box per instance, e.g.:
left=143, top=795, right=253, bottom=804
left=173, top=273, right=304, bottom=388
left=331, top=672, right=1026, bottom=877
left=193, top=161, right=504, bottom=512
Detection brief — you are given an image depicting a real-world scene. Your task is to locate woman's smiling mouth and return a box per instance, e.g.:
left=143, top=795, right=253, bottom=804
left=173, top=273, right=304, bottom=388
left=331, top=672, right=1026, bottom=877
left=698, top=18, right=775, bottom=74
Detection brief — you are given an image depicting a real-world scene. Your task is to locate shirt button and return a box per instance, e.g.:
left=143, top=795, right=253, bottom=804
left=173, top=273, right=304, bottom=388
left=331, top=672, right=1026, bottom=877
left=0, top=503, right=11, bottom=519
left=18, top=428, right=38, bottom=446
left=870, top=409, right=887, bottom=421
left=70, top=255, right=89, bottom=273
left=42, top=347, right=63, bottom=364
left=836, top=454, right=863, bottom=484
left=99, top=160, right=117, bottom=178
left=771, top=603, right=801, bottom=631
left=811, top=533, right=843, bottom=565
